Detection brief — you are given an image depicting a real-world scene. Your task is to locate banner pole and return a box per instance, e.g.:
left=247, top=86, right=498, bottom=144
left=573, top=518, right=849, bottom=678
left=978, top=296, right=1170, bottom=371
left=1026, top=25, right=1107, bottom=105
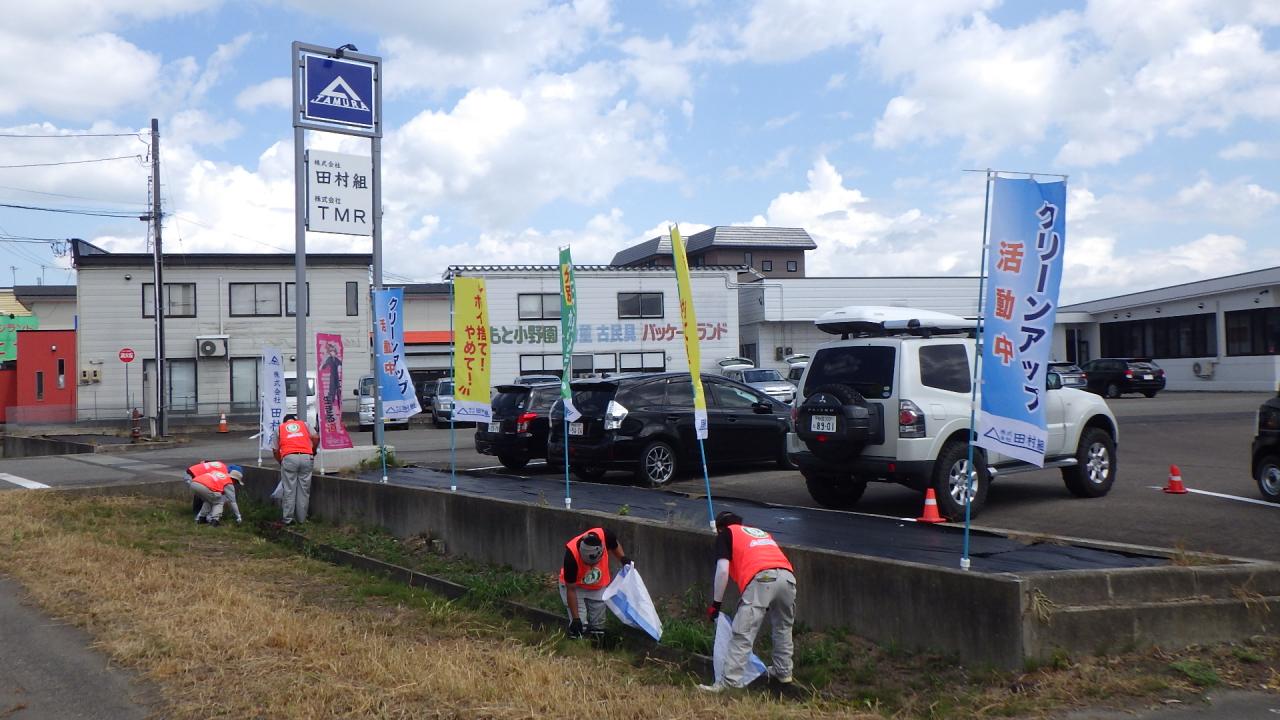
left=962, top=170, right=995, bottom=571
left=697, top=437, right=714, bottom=525
left=257, top=390, right=263, bottom=466
left=449, top=275, right=457, bottom=492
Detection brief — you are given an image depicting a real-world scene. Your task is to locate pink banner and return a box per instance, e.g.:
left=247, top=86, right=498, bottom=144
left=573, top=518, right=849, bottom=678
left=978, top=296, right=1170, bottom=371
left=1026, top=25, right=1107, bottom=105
left=316, top=333, right=353, bottom=450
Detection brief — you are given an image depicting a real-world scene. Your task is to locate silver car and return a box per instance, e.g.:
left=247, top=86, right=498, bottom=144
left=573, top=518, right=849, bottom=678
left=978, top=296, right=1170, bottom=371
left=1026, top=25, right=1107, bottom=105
left=718, top=358, right=797, bottom=404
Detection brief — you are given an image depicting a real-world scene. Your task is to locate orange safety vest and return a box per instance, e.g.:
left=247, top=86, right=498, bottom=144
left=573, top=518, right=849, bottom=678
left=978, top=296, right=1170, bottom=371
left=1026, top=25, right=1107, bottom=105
left=558, top=528, right=611, bottom=591
left=193, top=470, right=233, bottom=494
left=727, top=524, right=793, bottom=593
left=187, top=461, right=227, bottom=477
left=277, top=420, right=313, bottom=457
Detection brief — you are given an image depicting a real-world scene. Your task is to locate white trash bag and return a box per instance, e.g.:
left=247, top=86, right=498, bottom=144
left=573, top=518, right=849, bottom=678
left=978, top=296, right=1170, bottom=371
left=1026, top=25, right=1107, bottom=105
left=712, top=612, right=767, bottom=686
left=270, top=480, right=283, bottom=502
left=601, top=564, right=663, bottom=641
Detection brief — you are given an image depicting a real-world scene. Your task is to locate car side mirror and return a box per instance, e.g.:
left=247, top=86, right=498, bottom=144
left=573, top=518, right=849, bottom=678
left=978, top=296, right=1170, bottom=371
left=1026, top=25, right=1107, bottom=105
left=752, top=401, right=772, bottom=414
left=1046, top=372, right=1062, bottom=391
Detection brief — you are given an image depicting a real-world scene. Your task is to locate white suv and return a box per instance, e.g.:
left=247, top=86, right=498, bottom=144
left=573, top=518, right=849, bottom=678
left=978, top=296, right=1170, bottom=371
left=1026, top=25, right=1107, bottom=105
left=788, top=306, right=1119, bottom=520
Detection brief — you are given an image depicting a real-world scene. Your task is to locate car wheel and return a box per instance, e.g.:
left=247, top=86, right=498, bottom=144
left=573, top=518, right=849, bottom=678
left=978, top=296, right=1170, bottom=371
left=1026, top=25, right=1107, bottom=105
left=1061, top=427, right=1117, bottom=498
left=1104, top=382, right=1121, bottom=399
left=498, top=454, right=529, bottom=471
left=802, top=470, right=867, bottom=509
left=1257, top=454, right=1280, bottom=503
left=636, top=440, right=678, bottom=487
left=572, top=464, right=607, bottom=481
left=1142, top=391, right=1157, bottom=398
left=931, top=440, right=990, bottom=520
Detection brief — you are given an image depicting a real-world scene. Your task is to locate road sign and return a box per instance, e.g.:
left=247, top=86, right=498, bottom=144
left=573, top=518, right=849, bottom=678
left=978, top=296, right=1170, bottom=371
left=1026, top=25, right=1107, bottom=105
left=119, top=348, right=135, bottom=363
left=306, top=150, right=373, bottom=236
left=302, top=53, right=377, bottom=131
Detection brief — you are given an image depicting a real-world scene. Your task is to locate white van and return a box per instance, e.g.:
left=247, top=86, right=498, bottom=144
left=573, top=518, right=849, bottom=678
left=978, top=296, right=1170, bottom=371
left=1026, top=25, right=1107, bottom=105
left=355, top=375, right=409, bottom=431
left=283, top=371, right=318, bottom=430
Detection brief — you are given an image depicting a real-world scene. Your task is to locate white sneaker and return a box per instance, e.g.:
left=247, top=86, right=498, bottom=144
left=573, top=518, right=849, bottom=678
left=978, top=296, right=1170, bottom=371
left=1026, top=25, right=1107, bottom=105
left=696, top=682, right=724, bottom=693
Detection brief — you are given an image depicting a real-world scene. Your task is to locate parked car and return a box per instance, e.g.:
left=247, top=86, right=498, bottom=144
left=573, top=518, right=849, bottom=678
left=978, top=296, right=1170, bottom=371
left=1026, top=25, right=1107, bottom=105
left=1049, top=362, right=1087, bottom=389
left=717, top=357, right=797, bottom=403
left=785, top=354, right=810, bottom=384
left=354, top=375, right=409, bottom=432
left=515, top=374, right=561, bottom=384
left=428, top=377, right=456, bottom=428
left=1253, top=389, right=1280, bottom=502
left=416, top=377, right=440, bottom=411
left=282, top=371, right=318, bottom=431
left=547, top=372, right=794, bottom=487
left=790, top=305, right=1120, bottom=519
left=1080, top=358, right=1166, bottom=398
left=474, top=382, right=560, bottom=470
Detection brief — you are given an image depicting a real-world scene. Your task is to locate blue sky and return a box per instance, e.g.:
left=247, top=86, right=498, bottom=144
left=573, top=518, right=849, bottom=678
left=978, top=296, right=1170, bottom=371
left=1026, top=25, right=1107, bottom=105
left=3, top=0, right=1280, bottom=303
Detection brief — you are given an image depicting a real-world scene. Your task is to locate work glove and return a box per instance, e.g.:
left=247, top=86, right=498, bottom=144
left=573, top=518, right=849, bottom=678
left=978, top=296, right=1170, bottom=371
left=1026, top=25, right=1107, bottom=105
left=618, top=555, right=633, bottom=568
left=706, top=601, right=722, bottom=623
left=567, top=618, right=584, bottom=639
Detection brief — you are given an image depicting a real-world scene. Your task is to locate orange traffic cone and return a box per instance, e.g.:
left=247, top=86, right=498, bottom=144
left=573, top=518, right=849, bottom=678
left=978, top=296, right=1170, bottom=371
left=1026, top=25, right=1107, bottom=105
left=217, top=412, right=228, bottom=434
left=917, top=488, right=946, bottom=523
left=1163, top=464, right=1187, bottom=494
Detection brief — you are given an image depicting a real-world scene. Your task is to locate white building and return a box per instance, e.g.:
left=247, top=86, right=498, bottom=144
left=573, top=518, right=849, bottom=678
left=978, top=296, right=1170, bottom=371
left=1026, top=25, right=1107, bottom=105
left=71, top=240, right=372, bottom=423
left=446, top=265, right=741, bottom=382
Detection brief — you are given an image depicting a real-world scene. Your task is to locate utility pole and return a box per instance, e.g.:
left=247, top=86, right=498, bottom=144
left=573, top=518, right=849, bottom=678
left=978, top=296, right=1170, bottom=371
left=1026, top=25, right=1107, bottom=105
left=8, top=266, right=15, bottom=286
left=150, top=118, right=167, bottom=437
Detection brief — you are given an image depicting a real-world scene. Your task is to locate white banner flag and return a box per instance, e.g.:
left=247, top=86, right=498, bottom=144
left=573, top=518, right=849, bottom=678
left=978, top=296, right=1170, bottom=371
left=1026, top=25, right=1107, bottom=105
left=259, top=347, right=285, bottom=452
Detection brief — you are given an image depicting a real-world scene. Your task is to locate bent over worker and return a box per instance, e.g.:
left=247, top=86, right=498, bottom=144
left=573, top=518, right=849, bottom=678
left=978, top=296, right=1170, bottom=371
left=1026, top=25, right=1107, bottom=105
left=558, top=527, right=631, bottom=640
left=273, top=414, right=316, bottom=525
left=187, top=460, right=228, bottom=519
left=189, top=467, right=242, bottom=527
left=699, top=510, right=796, bottom=693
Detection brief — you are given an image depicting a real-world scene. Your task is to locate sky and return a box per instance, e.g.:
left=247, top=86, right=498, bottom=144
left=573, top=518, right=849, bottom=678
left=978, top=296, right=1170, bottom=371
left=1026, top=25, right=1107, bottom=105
left=3, top=0, right=1280, bottom=304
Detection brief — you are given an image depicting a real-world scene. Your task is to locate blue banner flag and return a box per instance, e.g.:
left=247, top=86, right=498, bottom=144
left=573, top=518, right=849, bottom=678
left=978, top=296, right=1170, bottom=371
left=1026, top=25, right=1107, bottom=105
left=976, top=178, right=1066, bottom=467
left=374, top=288, right=422, bottom=420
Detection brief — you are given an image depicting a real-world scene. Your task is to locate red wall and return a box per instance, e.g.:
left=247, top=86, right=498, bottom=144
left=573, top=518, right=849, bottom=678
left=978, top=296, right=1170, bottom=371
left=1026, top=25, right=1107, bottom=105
left=12, top=330, right=77, bottom=423
left=0, top=368, right=15, bottom=423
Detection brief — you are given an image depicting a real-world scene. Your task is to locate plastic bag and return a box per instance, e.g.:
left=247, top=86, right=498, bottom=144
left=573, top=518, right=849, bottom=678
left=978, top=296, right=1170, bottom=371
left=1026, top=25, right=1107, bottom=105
left=270, top=480, right=283, bottom=502
left=712, top=612, right=767, bottom=686
left=601, top=564, right=662, bottom=640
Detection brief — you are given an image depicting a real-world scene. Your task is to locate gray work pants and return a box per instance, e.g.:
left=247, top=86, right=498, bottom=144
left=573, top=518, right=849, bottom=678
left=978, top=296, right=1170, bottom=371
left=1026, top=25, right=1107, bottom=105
left=558, top=582, right=608, bottom=632
left=723, top=568, right=796, bottom=688
left=280, top=453, right=313, bottom=524
left=222, top=484, right=241, bottom=522
left=189, top=481, right=225, bottom=522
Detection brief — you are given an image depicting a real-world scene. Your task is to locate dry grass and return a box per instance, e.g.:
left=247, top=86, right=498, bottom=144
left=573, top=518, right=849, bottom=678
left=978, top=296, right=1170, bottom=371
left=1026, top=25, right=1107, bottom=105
left=0, top=492, right=866, bottom=720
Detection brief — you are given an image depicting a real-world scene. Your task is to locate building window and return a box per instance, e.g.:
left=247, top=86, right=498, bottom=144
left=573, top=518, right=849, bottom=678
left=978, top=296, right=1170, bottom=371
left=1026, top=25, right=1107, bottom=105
left=517, top=293, right=561, bottom=320
left=230, top=357, right=260, bottom=411
left=744, top=251, right=753, bottom=268
left=786, top=260, right=798, bottom=272
left=35, top=371, right=44, bottom=401
left=617, top=292, right=663, bottom=319
left=592, top=353, right=617, bottom=375
left=285, top=282, right=311, bottom=317
left=1224, top=307, right=1280, bottom=356
left=229, top=282, right=281, bottom=317
left=761, top=260, right=773, bottom=272
left=57, top=359, right=65, bottom=390
left=142, top=283, right=197, bottom=318
left=518, top=354, right=562, bottom=377
left=619, top=352, right=666, bottom=373
left=740, top=343, right=757, bottom=365
left=1100, top=313, right=1218, bottom=358
left=694, top=255, right=705, bottom=267
left=167, top=359, right=198, bottom=413
left=345, top=281, right=359, bottom=316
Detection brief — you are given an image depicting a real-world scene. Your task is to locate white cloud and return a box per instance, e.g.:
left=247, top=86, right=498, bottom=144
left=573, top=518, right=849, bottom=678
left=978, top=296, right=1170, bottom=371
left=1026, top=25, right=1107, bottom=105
left=235, top=78, right=292, bottom=112
left=763, top=112, right=799, bottom=130
left=1062, top=233, right=1258, bottom=302
left=1173, top=176, right=1280, bottom=223
left=1219, top=140, right=1268, bottom=159
left=825, top=73, right=846, bottom=90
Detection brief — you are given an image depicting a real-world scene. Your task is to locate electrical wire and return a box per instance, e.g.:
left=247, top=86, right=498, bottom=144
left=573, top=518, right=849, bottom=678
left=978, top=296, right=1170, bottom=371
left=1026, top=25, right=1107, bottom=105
left=0, top=131, right=144, bottom=139
left=0, top=182, right=147, bottom=207
left=0, top=154, right=144, bottom=169
left=0, top=201, right=143, bottom=218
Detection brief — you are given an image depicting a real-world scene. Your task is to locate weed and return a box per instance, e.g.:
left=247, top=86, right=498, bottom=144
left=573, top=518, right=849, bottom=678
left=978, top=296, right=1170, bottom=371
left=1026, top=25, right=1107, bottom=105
left=1169, top=659, right=1220, bottom=687
left=617, top=504, right=630, bottom=516
left=1232, top=645, right=1264, bottom=663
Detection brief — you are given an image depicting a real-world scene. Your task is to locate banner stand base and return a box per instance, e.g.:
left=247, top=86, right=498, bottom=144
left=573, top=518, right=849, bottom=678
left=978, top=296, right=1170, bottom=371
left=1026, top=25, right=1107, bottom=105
left=564, top=498, right=571, bottom=509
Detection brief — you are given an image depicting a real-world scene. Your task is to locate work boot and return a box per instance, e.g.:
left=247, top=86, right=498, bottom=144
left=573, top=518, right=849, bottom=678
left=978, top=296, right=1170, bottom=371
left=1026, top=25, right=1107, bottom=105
left=209, top=518, right=220, bottom=527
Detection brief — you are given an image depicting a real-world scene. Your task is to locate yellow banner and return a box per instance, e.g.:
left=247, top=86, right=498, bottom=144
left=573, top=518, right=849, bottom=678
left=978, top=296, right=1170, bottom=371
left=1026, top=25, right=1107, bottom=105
left=452, top=276, right=492, bottom=423
left=670, top=225, right=709, bottom=439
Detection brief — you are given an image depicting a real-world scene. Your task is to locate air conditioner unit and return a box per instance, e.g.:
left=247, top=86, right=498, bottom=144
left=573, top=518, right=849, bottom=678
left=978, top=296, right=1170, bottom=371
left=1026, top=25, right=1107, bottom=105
left=196, top=335, right=229, bottom=359
left=1192, top=360, right=1217, bottom=379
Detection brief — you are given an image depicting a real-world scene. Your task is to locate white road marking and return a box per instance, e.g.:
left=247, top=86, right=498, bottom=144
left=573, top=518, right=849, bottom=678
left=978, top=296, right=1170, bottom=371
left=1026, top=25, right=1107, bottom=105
left=1148, top=485, right=1279, bottom=508
left=0, top=473, right=51, bottom=490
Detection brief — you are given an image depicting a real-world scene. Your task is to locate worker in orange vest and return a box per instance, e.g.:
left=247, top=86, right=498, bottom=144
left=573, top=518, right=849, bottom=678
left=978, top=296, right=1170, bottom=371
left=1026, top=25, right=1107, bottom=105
left=558, top=527, right=631, bottom=640
left=699, top=511, right=797, bottom=693
left=187, top=460, right=228, bottom=520
left=189, top=467, right=242, bottom=527
left=273, top=413, right=317, bottom=525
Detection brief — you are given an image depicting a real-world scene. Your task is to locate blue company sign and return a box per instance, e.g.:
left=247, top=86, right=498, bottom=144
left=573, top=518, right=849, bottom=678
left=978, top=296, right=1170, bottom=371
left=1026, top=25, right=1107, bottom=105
left=304, top=54, right=375, bottom=129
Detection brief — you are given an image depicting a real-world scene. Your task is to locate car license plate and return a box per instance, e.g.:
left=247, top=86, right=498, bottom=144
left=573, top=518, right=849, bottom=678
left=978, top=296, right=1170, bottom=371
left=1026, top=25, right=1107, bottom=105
left=569, top=422, right=584, bottom=436
left=488, top=422, right=501, bottom=433
left=811, top=415, right=837, bottom=433
left=1143, top=374, right=1153, bottom=380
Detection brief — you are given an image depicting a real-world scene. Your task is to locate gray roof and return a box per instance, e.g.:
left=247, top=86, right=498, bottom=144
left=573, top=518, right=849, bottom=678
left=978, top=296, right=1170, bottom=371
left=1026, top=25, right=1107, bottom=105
left=611, top=226, right=815, bottom=265
left=14, top=285, right=75, bottom=300
left=402, top=283, right=451, bottom=296
left=1061, top=265, right=1280, bottom=313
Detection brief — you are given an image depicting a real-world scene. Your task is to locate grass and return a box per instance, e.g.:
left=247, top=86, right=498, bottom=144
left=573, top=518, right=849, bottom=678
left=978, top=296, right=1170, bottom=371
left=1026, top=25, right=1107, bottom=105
left=2, top=491, right=1279, bottom=719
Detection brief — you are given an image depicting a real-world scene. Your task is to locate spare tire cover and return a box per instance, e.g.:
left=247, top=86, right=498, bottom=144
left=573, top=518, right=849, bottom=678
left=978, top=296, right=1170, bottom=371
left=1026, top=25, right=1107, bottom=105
left=797, top=383, right=868, bottom=462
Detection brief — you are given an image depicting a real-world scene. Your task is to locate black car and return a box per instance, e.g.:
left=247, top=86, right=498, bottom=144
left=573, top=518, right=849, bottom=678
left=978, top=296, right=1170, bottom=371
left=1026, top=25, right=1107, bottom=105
left=475, top=382, right=560, bottom=470
left=1080, top=357, right=1166, bottom=398
left=1048, top=362, right=1087, bottom=389
left=1253, top=390, right=1280, bottom=502
left=547, top=372, right=794, bottom=487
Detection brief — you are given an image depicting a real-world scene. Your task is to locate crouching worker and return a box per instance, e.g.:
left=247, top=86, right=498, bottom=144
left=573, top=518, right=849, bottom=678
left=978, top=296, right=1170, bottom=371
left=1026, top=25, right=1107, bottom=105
left=190, top=467, right=243, bottom=527
left=699, top=511, right=796, bottom=693
left=195, top=464, right=246, bottom=525
left=187, top=460, right=228, bottom=519
left=559, top=527, right=631, bottom=642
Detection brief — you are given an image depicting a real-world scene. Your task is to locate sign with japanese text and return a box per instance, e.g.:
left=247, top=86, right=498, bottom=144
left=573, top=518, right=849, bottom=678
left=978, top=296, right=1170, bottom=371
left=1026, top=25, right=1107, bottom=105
left=484, top=321, right=729, bottom=346
left=977, top=177, right=1066, bottom=466
left=374, top=289, right=422, bottom=420
left=559, top=247, right=581, bottom=421
left=0, top=315, right=38, bottom=362
left=302, top=52, right=377, bottom=131
left=306, top=149, right=372, bottom=236
left=316, top=332, right=353, bottom=450
left=259, top=347, right=285, bottom=453
left=451, top=277, right=492, bottom=423
left=670, top=226, right=709, bottom=439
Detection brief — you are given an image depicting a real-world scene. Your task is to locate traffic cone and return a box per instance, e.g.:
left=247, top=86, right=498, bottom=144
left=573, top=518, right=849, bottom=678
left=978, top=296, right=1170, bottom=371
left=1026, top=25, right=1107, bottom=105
left=1163, top=464, right=1187, bottom=494
left=916, top=488, right=946, bottom=523
left=217, top=412, right=228, bottom=434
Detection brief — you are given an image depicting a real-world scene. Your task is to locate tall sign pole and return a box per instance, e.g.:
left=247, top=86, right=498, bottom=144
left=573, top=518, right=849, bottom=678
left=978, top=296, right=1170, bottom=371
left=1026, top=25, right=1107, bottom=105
left=150, top=118, right=167, bottom=437
left=291, top=41, right=382, bottom=449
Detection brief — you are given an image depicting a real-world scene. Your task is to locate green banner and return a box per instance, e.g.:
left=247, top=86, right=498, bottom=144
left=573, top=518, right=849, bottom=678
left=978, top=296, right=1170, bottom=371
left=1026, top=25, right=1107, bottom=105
left=0, top=315, right=39, bottom=362
left=559, top=247, right=578, bottom=407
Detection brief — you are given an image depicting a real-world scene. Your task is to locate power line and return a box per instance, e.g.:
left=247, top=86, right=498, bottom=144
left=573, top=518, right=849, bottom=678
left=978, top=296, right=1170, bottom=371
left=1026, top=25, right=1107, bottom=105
left=0, top=154, right=144, bottom=169
left=0, top=201, right=143, bottom=218
left=0, top=182, right=147, bottom=207
left=0, top=235, right=63, bottom=243
left=0, top=131, right=144, bottom=139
